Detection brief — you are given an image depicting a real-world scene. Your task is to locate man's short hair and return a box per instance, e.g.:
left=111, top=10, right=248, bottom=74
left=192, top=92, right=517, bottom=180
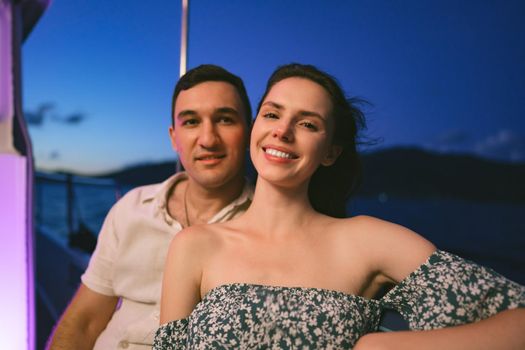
left=171, top=64, right=252, bottom=127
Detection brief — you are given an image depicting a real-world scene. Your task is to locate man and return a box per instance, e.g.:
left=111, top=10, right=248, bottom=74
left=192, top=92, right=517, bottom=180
left=47, top=65, right=253, bottom=349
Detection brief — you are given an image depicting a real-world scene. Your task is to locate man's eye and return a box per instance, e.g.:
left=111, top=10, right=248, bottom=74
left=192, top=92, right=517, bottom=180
left=218, top=116, right=234, bottom=124
left=182, top=119, right=199, bottom=126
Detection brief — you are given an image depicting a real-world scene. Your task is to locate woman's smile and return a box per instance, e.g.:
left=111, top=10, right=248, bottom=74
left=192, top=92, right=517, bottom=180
left=250, top=77, right=335, bottom=185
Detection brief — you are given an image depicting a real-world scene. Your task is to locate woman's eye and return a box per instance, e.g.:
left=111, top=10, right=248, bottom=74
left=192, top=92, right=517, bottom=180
left=300, top=121, right=318, bottom=131
left=262, top=112, right=278, bottom=119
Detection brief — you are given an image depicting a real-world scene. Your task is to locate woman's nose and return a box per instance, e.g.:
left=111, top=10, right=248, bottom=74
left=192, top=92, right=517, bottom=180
left=272, top=120, right=294, bottom=142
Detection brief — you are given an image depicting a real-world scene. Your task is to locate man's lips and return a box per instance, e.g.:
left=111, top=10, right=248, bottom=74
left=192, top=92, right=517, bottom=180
left=195, top=154, right=226, bottom=161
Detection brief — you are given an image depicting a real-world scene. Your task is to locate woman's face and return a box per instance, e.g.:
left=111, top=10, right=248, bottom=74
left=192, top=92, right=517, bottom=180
left=250, top=77, right=341, bottom=188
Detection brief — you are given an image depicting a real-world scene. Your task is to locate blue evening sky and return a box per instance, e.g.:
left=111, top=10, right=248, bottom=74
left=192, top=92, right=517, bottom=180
left=23, top=0, right=525, bottom=174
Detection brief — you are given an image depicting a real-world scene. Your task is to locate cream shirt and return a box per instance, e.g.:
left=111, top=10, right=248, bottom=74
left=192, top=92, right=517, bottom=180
left=81, top=172, right=253, bottom=349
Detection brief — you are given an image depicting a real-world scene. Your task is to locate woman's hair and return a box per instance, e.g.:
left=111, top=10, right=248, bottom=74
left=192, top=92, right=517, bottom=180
left=256, top=63, right=367, bottom=218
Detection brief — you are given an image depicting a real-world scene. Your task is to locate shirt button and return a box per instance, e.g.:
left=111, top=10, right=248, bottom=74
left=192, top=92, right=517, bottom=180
left=119, top=340, right=129, bottom=348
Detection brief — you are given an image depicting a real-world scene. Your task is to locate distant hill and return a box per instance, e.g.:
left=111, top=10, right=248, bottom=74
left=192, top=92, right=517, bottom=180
left=97, top=161, right=178, bottom=186
left=94, top=147, right=525, bottom=203
left=358, top=147, right=525, bottom=202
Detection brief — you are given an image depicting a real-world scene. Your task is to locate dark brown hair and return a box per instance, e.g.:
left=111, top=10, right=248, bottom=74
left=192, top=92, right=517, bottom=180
left=257, top=63, right=367, bottom=217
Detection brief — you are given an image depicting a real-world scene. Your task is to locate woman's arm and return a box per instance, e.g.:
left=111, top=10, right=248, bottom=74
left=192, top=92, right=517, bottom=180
left=351, top=215, right=437, bottom=284
left=159, top=227, right=204, bottom=324
left=354, top=308, right=525, bottom=350
left=354, top=216, right=525, bottom=349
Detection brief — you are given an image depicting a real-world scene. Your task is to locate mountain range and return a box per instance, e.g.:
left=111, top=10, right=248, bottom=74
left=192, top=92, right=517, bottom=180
left=96, top=147, right=525, bottom=203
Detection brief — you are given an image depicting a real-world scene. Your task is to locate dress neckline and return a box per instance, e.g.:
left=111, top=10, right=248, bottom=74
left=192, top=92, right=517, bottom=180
left=201, top=250, right=442, bottom=304
left=202, top=282, right=378, bottom=303
left=160, top=282, right=382, bottom=327
left=160, top=250, right=442, bottom=326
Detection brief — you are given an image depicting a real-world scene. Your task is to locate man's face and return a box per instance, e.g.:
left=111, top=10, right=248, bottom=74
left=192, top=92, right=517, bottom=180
left=170, top=81, right=248, bottom=189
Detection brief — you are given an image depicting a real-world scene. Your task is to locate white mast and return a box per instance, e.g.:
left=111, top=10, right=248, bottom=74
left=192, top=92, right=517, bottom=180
left=179, top=0, right=189, bottom=77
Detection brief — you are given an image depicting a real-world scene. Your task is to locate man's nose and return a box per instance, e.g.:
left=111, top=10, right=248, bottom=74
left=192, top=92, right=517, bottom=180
left=198, top=121, right=219, bottom=148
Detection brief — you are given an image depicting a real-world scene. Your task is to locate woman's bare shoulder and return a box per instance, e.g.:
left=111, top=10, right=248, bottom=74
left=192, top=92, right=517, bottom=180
left=331, top=215, right=436, bottom=282
left=337, top=215, right=433, bottom=244
left=167, top=224, right=226, bottom=264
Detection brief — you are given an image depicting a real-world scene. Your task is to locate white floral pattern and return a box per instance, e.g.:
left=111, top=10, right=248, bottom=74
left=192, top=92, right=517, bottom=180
left=381, top=250, right=525, bottom=330
left=153, top=250, right=525, bottom=349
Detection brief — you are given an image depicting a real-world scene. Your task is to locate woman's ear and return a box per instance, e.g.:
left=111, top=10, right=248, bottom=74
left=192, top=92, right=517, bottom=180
left=321, top=145, right=342, bottom=166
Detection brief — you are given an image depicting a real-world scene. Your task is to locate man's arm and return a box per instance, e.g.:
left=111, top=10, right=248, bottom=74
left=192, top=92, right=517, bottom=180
left=46, top=283, right=119, bottom=350
left=354, top=308, right=525, bottom=350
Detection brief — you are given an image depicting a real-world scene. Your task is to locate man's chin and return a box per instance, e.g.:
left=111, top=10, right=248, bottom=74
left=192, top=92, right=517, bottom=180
left=190, top=172, right=242, bottom=191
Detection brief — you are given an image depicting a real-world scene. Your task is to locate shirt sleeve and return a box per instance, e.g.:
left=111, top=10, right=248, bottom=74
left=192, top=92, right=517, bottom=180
left=380, top=250, right=525, bottom=330
left=80, top=202, right=119, bottom=296
left=153, top=319, right=189, bottom=349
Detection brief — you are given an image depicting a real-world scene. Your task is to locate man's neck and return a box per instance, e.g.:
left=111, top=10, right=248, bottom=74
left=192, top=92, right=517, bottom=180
left=167, top=174, right=245, bottom=226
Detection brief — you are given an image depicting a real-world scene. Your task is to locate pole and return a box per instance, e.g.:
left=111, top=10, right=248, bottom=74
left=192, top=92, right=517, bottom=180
left=179, top=0, right=189, bottom=77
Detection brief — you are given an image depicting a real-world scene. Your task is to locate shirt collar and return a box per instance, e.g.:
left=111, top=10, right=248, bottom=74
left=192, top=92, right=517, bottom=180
left=142, top=172, right=253, bottom=225
left=208, top=180, right=254, bottom=223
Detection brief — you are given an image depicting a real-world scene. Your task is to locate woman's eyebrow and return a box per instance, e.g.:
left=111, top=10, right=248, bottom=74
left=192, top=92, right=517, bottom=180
left=262, top=100, right=326, bottom=121
left=297, top=110, right=325, bottom=121
left=261, top=101, right=283, bottom=110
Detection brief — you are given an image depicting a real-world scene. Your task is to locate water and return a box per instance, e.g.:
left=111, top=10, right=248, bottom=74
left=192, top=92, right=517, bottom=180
left=349, top=195, right=525, bottom=284
left=35, top=179, right=132, bottom=239
left=35, top=181, right=525, bottom=285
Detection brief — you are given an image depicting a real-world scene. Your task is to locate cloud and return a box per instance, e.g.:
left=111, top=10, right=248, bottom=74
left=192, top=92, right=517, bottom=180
left=435, top=129, right=470, bottom=145
left=49, top=151, right=60, bottom=160
left=24, top=102, right=55, bottom=126
left=428, top=129, right=472, bottom=153
left=474, top=129, right=525, bottom=162
left=24, top=102, right=87, bottom=126
left=427, top=128, right=525, bottom=163
left=60, top=112, right=87, bottom=125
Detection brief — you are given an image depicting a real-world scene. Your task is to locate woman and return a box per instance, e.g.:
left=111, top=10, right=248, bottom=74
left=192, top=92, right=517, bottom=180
left=154, top=64, right=525, bottom=349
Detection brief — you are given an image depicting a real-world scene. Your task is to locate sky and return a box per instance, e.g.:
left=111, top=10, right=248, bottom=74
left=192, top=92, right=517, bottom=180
left=22, top=0, right=525, bottom=174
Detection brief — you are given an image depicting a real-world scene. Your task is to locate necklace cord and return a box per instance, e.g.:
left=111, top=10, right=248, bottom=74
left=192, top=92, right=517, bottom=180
left=183, top=184, right=191, bottom=227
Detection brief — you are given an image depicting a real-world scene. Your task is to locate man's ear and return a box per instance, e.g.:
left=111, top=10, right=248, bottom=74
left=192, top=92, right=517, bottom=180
left=321, top=145, right=342, bottom=166
left=169, top=126, right=178, bottom=152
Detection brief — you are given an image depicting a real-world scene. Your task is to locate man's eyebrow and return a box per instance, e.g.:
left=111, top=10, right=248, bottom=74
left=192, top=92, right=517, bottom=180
left=176, top=110, right=198, bottom=119
left=215, top=107, right=240, bottom=115
left=261, top=101, right=326, bottom=121
left=177, top=107, right=239, bottom=119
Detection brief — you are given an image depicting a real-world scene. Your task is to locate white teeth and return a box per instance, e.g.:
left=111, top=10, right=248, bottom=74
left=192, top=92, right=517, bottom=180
left=265, top=148, right=294, bottom=159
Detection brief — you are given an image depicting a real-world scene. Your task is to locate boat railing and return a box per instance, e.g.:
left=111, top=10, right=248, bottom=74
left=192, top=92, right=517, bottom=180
left=35, top=172, right=121, bottom=239
left=35, top=172, right=122, bottom=346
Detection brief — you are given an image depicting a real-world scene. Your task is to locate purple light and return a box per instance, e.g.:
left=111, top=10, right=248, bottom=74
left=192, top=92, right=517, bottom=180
left=0, top=155, right=30, bottom=349
left=0, top=1, right=12, bottom=124
left=1, top=1, right=34, bottom=348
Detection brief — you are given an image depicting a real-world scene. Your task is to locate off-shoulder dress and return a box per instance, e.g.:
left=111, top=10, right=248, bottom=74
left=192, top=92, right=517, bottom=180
left=153, top=250, right=525, bottom=349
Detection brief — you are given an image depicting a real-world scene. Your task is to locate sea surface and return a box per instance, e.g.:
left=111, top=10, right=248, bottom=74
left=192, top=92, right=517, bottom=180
left=35, top=180, right=525, bottom=285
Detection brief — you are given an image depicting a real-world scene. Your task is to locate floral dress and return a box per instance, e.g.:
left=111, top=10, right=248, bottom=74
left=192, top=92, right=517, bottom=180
left=153, top=250, right=525, bottom=349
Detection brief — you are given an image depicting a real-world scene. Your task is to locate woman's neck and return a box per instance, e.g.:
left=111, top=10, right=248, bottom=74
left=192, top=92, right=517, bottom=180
left=240, top=177, right=319, bottom=238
